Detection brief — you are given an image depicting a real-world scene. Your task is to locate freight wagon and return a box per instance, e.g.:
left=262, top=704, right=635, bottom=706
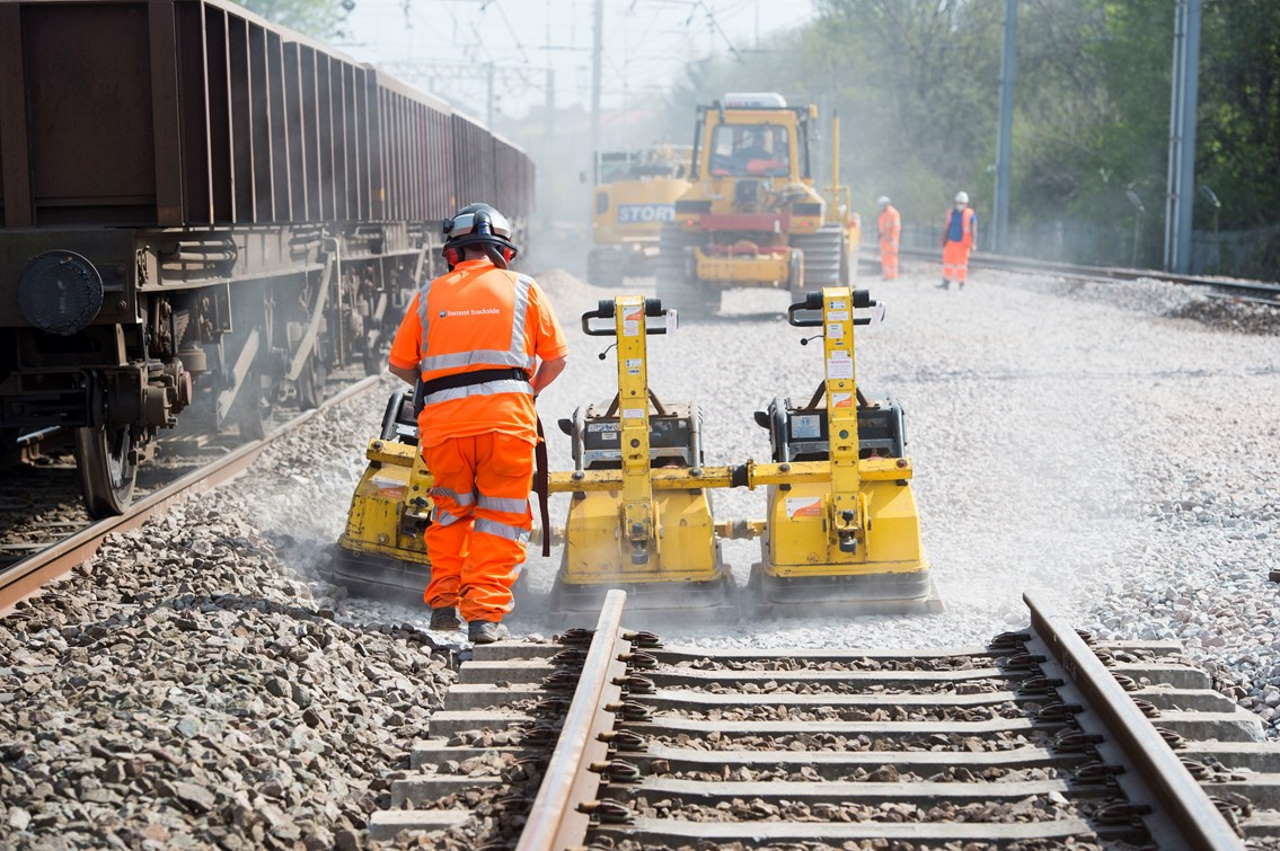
left=0, top=0, right=535, bottom=516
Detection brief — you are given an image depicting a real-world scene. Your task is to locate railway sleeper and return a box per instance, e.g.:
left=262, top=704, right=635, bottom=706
left=591, top=816, right=1108, bottom=845
left=600, top=775, right=1114, bottom=805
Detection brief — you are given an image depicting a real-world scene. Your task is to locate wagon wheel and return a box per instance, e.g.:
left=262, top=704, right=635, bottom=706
left=74, top=425, right=137, bottom=518
left=236, top=370, right=268, bottom=441
left=297, top=355, right=324, bottom=410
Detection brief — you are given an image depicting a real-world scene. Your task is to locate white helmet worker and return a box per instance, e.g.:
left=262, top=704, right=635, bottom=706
left=954, top=191, right=970, bottom=205
left=877, top=195, right=891, bottom=207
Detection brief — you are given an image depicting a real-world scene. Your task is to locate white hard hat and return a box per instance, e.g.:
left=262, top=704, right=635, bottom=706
left=954, top=191, right=970, bottom=204
left=876, top=196, right=891, bottom=206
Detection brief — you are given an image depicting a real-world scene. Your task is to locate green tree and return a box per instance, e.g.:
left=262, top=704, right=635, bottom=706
left=655, top=0, right=1280, bottom=273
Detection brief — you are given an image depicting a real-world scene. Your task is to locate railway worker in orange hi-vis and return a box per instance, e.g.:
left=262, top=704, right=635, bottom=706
left=387, top=203, right=568, bottom=644
left=876, top=196, right=901, bottom=280
left=939, top=191, right=977, bottom=290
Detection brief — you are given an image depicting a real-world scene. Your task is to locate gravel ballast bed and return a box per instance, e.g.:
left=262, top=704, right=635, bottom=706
left=621, top=793, right=1092, bottom=824
left=0, top=388, right=456, bottom=850
left=652, top=703, right=1028, bottom=723
left=644, top=731, right=1045, bottom=754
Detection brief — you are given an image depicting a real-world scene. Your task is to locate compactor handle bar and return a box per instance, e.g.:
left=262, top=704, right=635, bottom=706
left=787, top=288, right=876, bottom=328
left=581, top=297, right=674, bottom=336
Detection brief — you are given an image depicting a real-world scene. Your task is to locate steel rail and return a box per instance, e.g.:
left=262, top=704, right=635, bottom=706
left=517, top=589, right=630, bottom=851
left=0, top=374, right=384, bottom=615
left=1023, top=592, right=1243, bottom=849
left=861, top=245, right=1279, bottom=302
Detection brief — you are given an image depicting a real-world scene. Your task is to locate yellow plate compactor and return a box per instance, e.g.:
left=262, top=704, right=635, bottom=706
left=547, top=295, right=735, bottom=613
left=745, top=288, right=941, bottom=614
left=331, top=288, right=938, bottom=617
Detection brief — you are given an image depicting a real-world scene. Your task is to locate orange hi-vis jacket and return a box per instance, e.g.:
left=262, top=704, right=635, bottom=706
left=878, top=205, right=901, bottom=246
left=388, top=258, right=568, bottom=447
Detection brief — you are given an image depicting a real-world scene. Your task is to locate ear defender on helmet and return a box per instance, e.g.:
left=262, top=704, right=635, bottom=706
left=441, top=203, right=520, bottom=271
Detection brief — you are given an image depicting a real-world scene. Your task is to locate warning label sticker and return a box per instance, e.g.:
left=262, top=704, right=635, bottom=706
left=831, top=391, right=853, bottom=408
left=622, top=408, right=645, bottom=420
left=786, top=497, right=824, bottom=519
left=371, top=474, right=407, bottom=501
left=826, top=350, right=854, bottom=380
left=623, top=307, right=643, bottom=337
left=625, top=357, right=642, bottom=375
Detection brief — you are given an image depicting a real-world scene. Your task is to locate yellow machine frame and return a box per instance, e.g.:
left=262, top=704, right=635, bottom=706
left=552, top=295, right=730, bottom=610
left=751, top=288, right=935, bottom=612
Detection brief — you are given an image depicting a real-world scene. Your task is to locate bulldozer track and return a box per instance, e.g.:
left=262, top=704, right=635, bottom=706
left=370, top=590, right=1280, bottom=849
left=0, top=375, right=384, bottom=615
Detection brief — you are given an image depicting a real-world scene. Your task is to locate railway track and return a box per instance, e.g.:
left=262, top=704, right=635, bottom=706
left=861, top=245, right=1280, bottom=304
left=0, top=374, right=383, bottom=613
left=371, top=589, right=1280, bottom=850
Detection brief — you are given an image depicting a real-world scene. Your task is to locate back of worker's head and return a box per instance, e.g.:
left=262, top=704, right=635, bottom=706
left=442, top=203, right=520, bottom=271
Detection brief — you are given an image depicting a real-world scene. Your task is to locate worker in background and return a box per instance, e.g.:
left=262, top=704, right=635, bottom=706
left=388, top=203, right=568, bottom=644
left=876, top=196, right=901, bottom=280
left=939, top=191, right=977, bottom=290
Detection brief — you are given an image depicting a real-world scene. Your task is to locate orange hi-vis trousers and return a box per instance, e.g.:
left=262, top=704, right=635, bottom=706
left=942, top=240, right=972, bottom=283
left=423, top=432, right=533, bottom=622
left=879, top=240, right=900, bottom=279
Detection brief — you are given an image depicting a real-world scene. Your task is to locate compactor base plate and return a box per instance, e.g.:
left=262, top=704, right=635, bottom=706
left=327, top=545, right=430, bottom=605
left=548, top=574, right=738, bottom=618
left=746, top=563, right=943, bottom=617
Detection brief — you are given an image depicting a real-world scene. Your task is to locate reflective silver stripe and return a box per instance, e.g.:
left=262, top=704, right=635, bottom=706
left=419, top=348, right=529, bottom=371
left=431, top=486, right=475, bottom=507
left=509, top=275, right=532, bottom=357
left=418, top=271, right=533, bottom=375
left=423, top=379, right=533, bottom=406
left=416, top=279, right=434, bottom=363
left=433, top=508, right=463, bottom=526
left=474, top=517, right=530, bottom=542
left=477, top=494, right=528, bottom=514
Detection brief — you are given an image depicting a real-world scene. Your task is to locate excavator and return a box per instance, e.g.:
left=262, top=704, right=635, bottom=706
left=586, top=146, right=692, bottom=286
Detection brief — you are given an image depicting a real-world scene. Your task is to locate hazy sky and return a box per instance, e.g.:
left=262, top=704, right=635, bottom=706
left=340, top=0, right=817, bottom=121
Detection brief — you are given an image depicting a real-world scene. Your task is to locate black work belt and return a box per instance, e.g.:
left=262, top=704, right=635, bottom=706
left=420, top=367, right=528, bottom=396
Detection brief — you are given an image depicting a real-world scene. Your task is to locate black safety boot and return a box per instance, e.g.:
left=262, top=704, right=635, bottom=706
left=469, top=620, right=509, bottom=644
left=937, top=279, right=950, bottom=290
left=429, top=607, right=461, bottom=631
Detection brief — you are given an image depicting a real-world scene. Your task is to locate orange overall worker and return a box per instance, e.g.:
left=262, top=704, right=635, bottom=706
left=387, top=203, right=568, bottom=643
left=939, top=191, right=976, bottom=290
left=876, top=196, right=901, bottom=280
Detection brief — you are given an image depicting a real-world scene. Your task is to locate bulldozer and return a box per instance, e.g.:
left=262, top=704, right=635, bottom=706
left=586, top=146, right=692, bottom=286
left=658, top=92, right=861, bottom=315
